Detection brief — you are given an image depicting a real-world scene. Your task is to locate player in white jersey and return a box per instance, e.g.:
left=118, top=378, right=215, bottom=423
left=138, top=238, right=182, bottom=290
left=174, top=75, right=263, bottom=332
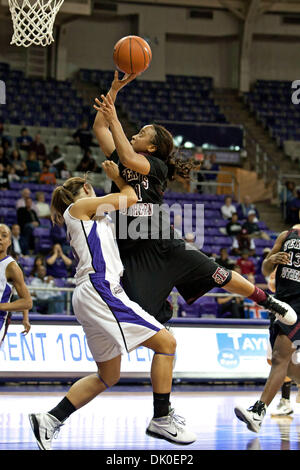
left=29, top=161, right=196, bottom=450
left=0, top=224, right=31, bottom=345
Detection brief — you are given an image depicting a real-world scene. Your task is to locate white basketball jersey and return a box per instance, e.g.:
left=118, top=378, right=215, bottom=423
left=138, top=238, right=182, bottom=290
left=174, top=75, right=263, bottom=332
left=63, top=205, right=124, bottom=283
left=0, top=256, right=15, bottom=312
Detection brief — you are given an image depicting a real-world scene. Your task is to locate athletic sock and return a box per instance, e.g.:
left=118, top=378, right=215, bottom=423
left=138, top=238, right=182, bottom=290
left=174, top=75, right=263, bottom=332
left=248, top=287, right=267, bottom=304
left=153, top=392, right=170, bottom=418
left=48, top=396, right=76, bottom=422
left=282, top=381, right=292, bottom=400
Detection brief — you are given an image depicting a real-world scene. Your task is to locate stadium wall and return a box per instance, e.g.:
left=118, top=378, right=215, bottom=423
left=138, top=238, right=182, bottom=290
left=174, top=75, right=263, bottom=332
left=0, top=7, right=300, bottom=85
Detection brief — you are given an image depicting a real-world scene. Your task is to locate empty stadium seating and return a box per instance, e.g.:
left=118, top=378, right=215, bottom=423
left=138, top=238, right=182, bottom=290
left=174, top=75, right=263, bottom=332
left=244, top=79, right=300, bottom=148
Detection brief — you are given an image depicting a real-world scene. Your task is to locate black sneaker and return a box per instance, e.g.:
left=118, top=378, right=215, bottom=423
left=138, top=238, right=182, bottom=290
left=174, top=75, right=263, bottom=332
left=259, top=293, right=297, bottom=326
left=234, top=401, right=267, bottom=433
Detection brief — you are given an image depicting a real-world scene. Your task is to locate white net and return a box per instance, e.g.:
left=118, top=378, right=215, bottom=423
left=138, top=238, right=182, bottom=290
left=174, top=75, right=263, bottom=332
left=8, top=0, right=64, bottom=47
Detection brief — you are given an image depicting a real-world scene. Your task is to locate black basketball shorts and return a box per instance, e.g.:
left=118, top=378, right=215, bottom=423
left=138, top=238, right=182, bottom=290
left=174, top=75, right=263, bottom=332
left=269, top=296, right=300, bottom=349
left=119, top=239, right=232, bottom=324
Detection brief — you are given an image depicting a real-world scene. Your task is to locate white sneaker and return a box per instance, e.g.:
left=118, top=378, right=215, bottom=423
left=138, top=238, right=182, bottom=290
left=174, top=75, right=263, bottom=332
left=29, top=413, right=63, bottom=450
left=260, top=293, right=297, bottom=326
left=146, top=410, right=196, bottom=444
left=234, top=401, right=267, bottom=433
left=271, top=398, right=293, bottom=416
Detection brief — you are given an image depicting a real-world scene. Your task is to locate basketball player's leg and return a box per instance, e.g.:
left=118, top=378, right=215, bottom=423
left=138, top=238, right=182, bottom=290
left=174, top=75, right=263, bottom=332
left=140, top=328, right=196, bottom=443
left=64, top=355, right=122, bottom=410
left=141, top=328, right=176, bottom=393
left=260, top=331, right=294, bottom=406
left=173, top=247, right=297, bottom=326
left=234, top=329, right=295, bottom=432
left=267, top=343, right=293, bottom=416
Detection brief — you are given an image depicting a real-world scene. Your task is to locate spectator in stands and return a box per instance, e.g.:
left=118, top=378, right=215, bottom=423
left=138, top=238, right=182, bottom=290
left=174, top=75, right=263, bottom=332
left=30, top=255, right=45, bottom=278
left=9, top=149, right=24, bottom=175
left=281, top=181, right=296, bottom=222
left=44, top=158, right=57, bottom=174
left=35, top=191, right=51, bottom=219
left=16, top=127, right=33, bottom=152
left=39, top=165, right=57, bottom=185
left=16, top=188, right=37, bottom=211
left=0, top=122, right=12, bottom=148
left=46, top=243, right=72, bottom=279
left=17, top=197, right=40, bottom=251
left=0, top=145, right=9, bottom=168
left=11, top=223, right=28, bottom=256
left=2, top=140, right=11, bottom=159
left=221, top=196, right=237, bottom=220
left=0, top=163, right=9, bottom=189
left=231, top=228, right=255, bottom=257
left=237, top=249, right=256, bottom=277
left=50, top=224, right=67, bottom=247
left=226, top=213, right=242, bottom=237
left=30, top=134, right=46, bottom=160
left=60, top=163, right=71, bottom=179
left=202, top=154, right=219, bottom=193
left=30, top=265, right=65, bottom=314
left=216, top=288, right=245, bottom=319
left=26, top=150, right=41, bottom=177
left=73, top=120, right=94, bottom=151
left=242, top=210, right=270, bottom=240
left=48, top=145, right=63, bottom=163
left=7, top=166, right=21, bottom=183
left=237, top=195, right=259, bottom=221
left=76, top=149, right=98, bottom=172
left=215, top=248, right=235, bottom=270
left=287, top=189, right=300, bottom=225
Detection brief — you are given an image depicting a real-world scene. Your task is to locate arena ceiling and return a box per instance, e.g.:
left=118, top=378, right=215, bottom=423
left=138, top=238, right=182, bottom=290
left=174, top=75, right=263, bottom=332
left=116, top=0, right=300, bottom=15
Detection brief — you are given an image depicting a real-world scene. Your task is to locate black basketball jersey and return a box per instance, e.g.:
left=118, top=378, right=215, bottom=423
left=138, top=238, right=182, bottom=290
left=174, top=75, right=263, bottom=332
left=108, top=149, right=178, bottom=252
left=275, top=228, right=300, bottom=302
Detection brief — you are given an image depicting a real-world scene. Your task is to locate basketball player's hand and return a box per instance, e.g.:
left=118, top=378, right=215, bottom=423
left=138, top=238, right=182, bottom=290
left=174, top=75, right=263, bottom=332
left=94, top=93, right=117, bottom=124
left=22, top=319, right=31, bottom=335
left=111, top=70, right=138, bottom=93
left=269, top=251, right=290, bottom=265
left=102, top=160, right=120, bottom=181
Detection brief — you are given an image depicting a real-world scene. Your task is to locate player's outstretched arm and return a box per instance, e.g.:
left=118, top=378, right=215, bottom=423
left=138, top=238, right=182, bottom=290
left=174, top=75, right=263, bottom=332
left=93, top=71, right=138, bottom=158
left=262, top=230, right=290, bottom=277
left=70, top=161, right=138, bottom=219
left=22, top=309, right=31, bottom=335
left=95, top=93, right=150, bottom=175
left=0, top=262, right=32, bottom=312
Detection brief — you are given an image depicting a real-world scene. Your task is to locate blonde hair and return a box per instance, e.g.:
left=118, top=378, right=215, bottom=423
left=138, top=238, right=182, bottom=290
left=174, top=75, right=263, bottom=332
left=51, top=175, right=90, bottom=226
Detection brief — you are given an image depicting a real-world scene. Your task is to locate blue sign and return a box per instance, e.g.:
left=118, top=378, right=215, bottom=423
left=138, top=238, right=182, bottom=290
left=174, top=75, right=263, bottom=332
left=216, top=332, right=268, bottom=368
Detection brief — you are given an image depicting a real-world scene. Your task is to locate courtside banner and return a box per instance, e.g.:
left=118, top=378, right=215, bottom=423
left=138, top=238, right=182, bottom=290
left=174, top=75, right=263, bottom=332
left=0, top=323, right=278, bottom=380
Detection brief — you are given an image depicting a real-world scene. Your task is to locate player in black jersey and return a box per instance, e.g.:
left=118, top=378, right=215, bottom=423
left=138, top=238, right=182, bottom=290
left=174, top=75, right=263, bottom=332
left=235, top=220, right=300, bottom=432
left=92, top=72, right=296, bottom=337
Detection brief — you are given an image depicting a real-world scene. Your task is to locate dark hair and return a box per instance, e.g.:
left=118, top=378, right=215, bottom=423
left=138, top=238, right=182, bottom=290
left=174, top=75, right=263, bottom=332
left=150, top=124, right=200, bottom=181
left=51, top=176, right=89, bottom=226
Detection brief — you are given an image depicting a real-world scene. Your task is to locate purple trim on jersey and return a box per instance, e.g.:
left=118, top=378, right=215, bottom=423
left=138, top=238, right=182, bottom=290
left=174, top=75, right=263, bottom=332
left=87, top=221, right=106, bottom=276
left=1, top=283, right=12, bottom=303
left=0, top=256, right=9, bottom=263
left=86, top=223, right=160, bottom=334
left=90, top=273, right=160, bottom=333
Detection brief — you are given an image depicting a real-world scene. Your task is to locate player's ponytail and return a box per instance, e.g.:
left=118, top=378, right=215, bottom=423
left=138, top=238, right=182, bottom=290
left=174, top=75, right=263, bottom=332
left=151, top=124, right=200, bottom=182
left=51, top=176, right=87, bottom=225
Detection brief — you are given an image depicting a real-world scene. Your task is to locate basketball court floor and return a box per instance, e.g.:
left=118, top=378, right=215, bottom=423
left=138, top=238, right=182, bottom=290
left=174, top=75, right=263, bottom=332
left=1, top=384, right=300, bottom=451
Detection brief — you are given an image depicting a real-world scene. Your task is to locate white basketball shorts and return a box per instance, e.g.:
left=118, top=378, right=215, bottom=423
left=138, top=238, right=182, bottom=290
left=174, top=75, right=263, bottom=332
left=72, top=273, right=163, bottom=363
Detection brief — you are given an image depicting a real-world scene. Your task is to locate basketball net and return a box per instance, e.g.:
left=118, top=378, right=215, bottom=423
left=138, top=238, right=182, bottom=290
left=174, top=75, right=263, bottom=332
left=8, top=0, right=64, bottom=47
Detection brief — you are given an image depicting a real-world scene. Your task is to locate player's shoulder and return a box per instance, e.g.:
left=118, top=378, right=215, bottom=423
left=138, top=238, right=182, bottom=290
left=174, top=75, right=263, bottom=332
left=5, top=258, right=22, bottom=277
left=141, top=153, right=168, bottom=176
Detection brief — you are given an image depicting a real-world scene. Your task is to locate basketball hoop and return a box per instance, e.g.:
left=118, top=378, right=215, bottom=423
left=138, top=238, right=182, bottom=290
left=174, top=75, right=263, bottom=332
left=8, top=0, right=64, bottom=47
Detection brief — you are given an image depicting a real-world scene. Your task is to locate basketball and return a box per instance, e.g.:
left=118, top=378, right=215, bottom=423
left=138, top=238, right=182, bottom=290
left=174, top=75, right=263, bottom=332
left=113, top=35, right=152, bottom=74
